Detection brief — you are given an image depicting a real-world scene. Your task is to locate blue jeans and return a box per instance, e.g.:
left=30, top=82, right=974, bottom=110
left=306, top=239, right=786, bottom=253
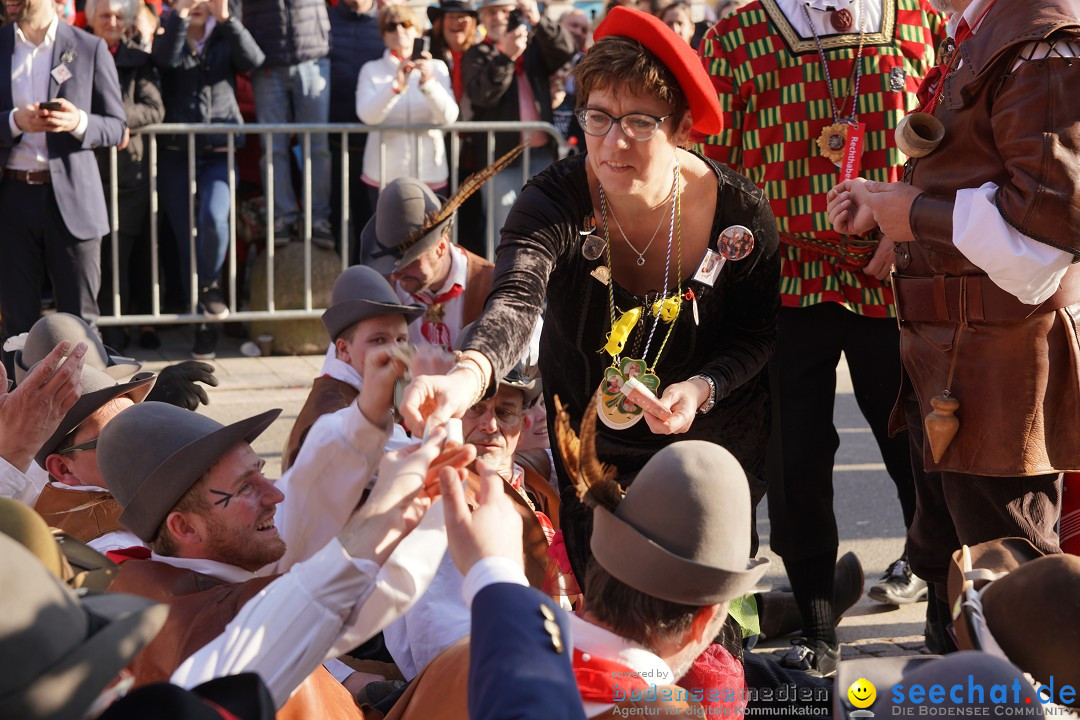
left=251, top=57, right=332, bottom=225
left=159, top=149, right=230, bottom=306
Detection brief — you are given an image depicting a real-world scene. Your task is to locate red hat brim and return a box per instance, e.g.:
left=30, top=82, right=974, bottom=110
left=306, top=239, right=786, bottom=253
left=593, top=7, right=722, bottom=136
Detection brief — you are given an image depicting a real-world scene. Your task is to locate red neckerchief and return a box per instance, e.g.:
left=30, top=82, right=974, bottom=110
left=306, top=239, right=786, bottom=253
left=106, top=546, right=151, bottom=564
left=204, top=700, right=242, bottom=720
left=915, top=0, right=997, bottom=113
left=413, top=283, right=463, bottom=350
left=573, top=649, right=650, bottom=703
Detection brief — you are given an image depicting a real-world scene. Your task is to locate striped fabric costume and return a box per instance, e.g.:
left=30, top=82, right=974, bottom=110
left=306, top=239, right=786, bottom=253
left=697, top=0, right=944, bottom=318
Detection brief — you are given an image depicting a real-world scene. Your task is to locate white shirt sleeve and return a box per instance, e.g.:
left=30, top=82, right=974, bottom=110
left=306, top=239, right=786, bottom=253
left=8, top=111, right=21, bottom=139
left=70, top=110, right=88, bottom=141
left=268, top=401, right=390, bottom=574
left=0, top=457, right=48, bottom=506
left=461, top=556, right=530, bottom=609
left=952, top=183, right=1074, bottom=305
left=170, top=539, right=381, bottom=708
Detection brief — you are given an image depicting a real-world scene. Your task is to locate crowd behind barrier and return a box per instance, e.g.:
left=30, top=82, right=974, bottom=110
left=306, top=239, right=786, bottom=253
left=94, top=120, right=567, bottom=327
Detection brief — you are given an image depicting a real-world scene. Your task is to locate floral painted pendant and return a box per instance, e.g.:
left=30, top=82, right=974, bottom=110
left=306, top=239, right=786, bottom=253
left=597, top=358, right=661, bottom=430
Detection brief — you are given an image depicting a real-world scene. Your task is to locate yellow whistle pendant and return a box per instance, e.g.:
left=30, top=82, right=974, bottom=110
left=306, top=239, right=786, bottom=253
left=603, top=307, right=642, bottom=357
left=651, top=295, right=681, bottom=323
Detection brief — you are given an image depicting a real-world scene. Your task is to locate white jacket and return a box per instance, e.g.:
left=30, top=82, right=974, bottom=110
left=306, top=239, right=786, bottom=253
left=356, top=50, right=459, bottom=186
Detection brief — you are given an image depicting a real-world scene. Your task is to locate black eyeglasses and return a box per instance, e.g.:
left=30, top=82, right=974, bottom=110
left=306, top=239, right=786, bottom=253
left=575, top=107, right=672, bottom=141
left=56, top=437, right=99, bottom=454
left=383, top=20, right=413, bottom=31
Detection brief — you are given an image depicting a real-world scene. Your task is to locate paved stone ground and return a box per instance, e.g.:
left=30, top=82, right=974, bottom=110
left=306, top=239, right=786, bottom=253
left=127, top=324, right=933, bottom=664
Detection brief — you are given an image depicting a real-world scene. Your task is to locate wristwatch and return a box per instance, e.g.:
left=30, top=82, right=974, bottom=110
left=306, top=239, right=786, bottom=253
left=692, top=374, right=717, bottom=415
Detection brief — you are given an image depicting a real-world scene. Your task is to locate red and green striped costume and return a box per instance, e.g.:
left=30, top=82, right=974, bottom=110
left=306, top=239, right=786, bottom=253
left=697, top=0, right=944, bottom=318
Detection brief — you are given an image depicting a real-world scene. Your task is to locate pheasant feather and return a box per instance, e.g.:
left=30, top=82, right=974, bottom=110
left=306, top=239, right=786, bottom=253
left=400, top=142, right=527, bottom=251
left=553, top=392, right=622, bottom=511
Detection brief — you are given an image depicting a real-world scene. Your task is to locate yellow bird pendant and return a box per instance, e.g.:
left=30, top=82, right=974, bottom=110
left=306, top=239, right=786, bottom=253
left=603, top=307, right=642, bottom=357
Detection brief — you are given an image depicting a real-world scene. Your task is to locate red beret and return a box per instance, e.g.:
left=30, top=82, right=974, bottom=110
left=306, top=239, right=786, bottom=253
left=593, top=6, right=723, bottom=135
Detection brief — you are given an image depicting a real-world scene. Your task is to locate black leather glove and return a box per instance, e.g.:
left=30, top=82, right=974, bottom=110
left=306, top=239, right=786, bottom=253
left=146, top=360, right=219, bottom=410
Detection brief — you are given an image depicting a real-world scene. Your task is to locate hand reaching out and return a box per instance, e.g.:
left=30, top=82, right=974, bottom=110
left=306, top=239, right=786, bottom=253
left=0, top=341, right=86, bottom=473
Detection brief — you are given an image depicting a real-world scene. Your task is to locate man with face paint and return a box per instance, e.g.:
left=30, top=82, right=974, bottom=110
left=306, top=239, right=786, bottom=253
left=97, top=347, right=474, bottom=715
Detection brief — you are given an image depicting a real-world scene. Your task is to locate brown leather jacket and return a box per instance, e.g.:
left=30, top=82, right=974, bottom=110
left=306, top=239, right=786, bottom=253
left=34, top=484, right=125, bottom=543
left=892, top=0, right=1080, bottom=475
left=108, top=559, right=363, bottom=720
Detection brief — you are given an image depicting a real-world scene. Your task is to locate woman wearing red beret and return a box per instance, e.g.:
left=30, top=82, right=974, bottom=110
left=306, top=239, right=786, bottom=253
left=404, top=7, right=781, bottom=586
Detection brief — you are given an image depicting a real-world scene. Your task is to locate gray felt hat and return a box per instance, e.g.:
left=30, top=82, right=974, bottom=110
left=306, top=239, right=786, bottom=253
left=10, top=313, right=141, bottom=385
left=98, top=402, right=281, bottom=542
left=35, top=364, right=156, bottom=469
left=591, top=440, right=769, bottom=606
left=321, top=265, right=425, bottom=340
left=359, top=178, right=454, bottom=275
left=0, top=533, right=168, bottom=720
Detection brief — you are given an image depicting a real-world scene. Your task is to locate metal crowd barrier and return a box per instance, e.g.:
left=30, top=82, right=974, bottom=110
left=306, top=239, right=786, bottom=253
left=97, top=121, right=567, bottom=327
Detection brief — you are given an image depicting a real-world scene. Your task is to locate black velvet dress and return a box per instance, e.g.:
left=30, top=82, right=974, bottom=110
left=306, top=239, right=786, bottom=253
left=461, top=152, right=781, bottom=584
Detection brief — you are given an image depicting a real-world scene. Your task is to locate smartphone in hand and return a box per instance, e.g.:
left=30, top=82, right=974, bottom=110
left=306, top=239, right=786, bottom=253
left=411, top=36, right=430, bottom=61
left=39, top=100, right=64, bottom=112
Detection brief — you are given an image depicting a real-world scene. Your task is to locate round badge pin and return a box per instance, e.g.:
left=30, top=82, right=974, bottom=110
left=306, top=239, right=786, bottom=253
left=717, top=225, right=755, bottom=261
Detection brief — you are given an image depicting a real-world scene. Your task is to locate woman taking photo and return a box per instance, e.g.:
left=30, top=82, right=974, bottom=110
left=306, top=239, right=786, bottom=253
left=355, top=4, right=459, bottom=207
left=402, top=7, right=780, bottom=585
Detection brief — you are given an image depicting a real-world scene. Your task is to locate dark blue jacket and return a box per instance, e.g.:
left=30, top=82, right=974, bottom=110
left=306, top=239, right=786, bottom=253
left=240, top=0, right=329, bottom=68
left=0, top=22, right=126, bottom=240
left=327, top=1, right=383, bottom=124
left=152, top=14, right=265, bottom=151
left=468, top=583, right=586, bottom=720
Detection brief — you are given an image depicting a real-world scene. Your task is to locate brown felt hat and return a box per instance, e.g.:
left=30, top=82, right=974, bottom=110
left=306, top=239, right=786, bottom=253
left=950, top=543, right=1080, bottom=706
left=591, top=440, right=769, bottom=606
left=321, top=265, right=424, bottom=341
left=35, top=363, right=156, bottom=469
left=0, top=533, right=168, bottom=720
left=359, top=177, right=453, bottom=275
left=946, top=536, right=1043, bottom=650
left=98, top=402, right=281, bottom=542
left=10, top=312, right=141, bottom=385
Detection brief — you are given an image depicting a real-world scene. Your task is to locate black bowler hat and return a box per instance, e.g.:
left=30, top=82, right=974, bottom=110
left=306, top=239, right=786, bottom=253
left=427, top=0, right=477, bottom=23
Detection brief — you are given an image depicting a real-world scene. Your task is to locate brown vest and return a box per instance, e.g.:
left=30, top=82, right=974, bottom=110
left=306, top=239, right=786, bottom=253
left=516, top=458, right=561, bottom=532
left=108, top=559, right=363, bottom=720
left=461, top=249, right=494, bottom=327
left=891, top=0, right=1080, bottom=475
left=383, top=640, right=698, bottom=720
left=281, top=376, right=359, bottom=473
left=34, top=484, right=126, bottom=543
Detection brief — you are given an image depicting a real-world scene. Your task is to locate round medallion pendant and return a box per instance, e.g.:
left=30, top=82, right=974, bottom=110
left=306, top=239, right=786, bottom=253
left=830, top=8, right=853, bottom=30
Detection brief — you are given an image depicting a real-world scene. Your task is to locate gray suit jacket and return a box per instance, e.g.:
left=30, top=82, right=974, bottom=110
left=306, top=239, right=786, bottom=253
left=0, top=20, right=126, bottom=240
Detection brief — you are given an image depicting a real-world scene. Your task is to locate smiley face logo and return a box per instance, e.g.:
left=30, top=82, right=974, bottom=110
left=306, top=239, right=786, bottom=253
left=848, top=678, right=877, bottom=709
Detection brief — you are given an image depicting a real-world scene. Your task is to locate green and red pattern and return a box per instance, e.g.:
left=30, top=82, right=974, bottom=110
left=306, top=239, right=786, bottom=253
left=697, top=0, right=945, bottom=318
